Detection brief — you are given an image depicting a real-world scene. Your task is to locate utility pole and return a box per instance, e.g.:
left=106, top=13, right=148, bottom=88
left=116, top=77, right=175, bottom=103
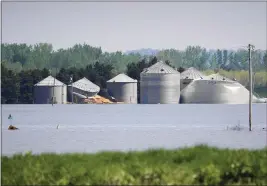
left=248, top=44, right=254, bottom=131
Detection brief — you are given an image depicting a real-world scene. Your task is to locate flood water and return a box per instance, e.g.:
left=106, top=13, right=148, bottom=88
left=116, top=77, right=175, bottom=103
left=1, top=104, right=267, bottom=156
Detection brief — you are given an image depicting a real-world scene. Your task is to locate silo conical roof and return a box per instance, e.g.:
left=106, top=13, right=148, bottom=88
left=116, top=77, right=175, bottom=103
left=70, top=77, right=100, bottom=92
left=34, top=76, right=65, bottom=86
left=107, top=73, right=137, bottom=83
left=180, top=67, right=207, bottom=79
left=141, top=61, right=179, bottom=74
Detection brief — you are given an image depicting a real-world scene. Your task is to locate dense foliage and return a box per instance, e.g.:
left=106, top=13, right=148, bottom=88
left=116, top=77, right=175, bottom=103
left=1, top=43, right=267, bottom=104
left=2, top=43, right=267, bottom=72
left=2, top=145, right=267, bottom=185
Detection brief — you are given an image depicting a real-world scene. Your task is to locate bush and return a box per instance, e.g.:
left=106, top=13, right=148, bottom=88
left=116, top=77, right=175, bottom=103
left=2, top=145, right=267, bottom=185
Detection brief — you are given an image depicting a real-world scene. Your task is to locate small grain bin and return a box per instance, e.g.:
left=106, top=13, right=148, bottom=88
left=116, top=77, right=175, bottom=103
left=180, top=67, right=207, bottom=90
left=106, top=73, right=138, bottom=104
left=140, top=61, right=180, bottom=104
left=34, top=76, right=67, bottom=104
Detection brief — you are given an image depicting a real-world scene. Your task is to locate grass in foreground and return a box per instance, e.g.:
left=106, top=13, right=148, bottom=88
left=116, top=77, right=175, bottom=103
left=2, top=145, right=267, bottom=185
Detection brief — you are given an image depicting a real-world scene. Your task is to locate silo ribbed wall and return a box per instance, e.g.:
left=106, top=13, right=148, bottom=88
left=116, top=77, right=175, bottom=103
left=34, top=86, right=67, bottom=104
left=107, top=82, right=137, bottom=103
left=140, top=73, right=180, bottom=104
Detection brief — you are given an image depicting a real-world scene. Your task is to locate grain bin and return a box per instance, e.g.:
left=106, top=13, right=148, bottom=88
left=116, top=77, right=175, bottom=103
left=68, top=77, right=100, bottom=102
left=140, top=61, right=180, bottom=104
left=180, top=67, right=207, bottom=90
left=180, top=77, right=259, bottom=104
left=34, top=76, right=67, bottom=104
left=106, top=73, right=138, bottom=104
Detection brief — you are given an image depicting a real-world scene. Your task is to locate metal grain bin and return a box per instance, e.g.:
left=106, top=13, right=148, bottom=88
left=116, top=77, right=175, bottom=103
left=34, top=76, right=67, bottom=104
left=68, top=77, right=100, bottom=102
left=180, top=78, right=258, bottom=104
left=106, top=73, right=138, bottom=104
left=180, top=67, right=207, bottom=90
left=140, top=61, right=180, bottom=104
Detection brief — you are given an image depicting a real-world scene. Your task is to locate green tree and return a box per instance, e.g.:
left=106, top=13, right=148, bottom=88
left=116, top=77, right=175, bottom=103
left=263, top=52, right=267, bottom=70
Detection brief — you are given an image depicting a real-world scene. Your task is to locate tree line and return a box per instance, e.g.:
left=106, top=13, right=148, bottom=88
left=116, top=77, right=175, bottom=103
left=1, top=43, right=267, bottom=104
left=2, top=43, right=267, bottom=73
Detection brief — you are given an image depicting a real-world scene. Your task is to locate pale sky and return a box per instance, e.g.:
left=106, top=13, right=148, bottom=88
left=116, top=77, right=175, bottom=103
left=1, top=1, right=266, bottom=52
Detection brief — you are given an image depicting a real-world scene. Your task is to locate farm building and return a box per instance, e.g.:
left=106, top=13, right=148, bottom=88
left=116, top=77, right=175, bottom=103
left=34, top=76, right=67, bottom=104
left=68, top=77, right=100, bottom=103
left=106, top=73, right=138, bottom=104
left=140, top=61, right=180, bottom=104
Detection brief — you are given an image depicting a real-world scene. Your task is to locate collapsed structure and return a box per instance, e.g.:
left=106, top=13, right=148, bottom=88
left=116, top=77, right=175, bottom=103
left=68, top=77, right=100, bottom=103
left=180, top=73, right=259, bottom=104
left=180, top=67, right=207, bottom=90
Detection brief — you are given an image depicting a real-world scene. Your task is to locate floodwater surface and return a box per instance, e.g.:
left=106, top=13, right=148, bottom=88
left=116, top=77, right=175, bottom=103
left=1, top=104, right=267, bottom=156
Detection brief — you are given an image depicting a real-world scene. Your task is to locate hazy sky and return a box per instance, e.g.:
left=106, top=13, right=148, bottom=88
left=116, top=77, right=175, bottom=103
left=2, top=1, right=266, bottom=52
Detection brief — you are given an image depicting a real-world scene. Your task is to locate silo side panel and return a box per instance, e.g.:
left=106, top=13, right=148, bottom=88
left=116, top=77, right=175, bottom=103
left=107, top=82, right=137, bottom=104
left=34, top=86, right=54, bottom=104
left=180, top=79, right=193, bottom=90
left=140, top=73, right=180, bottom=104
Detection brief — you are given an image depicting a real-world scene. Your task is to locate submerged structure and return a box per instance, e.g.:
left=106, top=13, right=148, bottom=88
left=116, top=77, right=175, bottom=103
left=140, top=61, right=180, bottom=104
left=180, top=74, right=259, bottom=104
left=68, top=77, right=100, bottom=103
left=34, top=76, right=67, bottom=104
left=180, top=67, right=207, bottom=90
left=106, top=73, right=138, bottom=104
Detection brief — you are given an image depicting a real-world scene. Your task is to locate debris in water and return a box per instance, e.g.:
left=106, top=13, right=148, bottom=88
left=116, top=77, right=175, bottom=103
left=8, top=125, right=18, bottom=130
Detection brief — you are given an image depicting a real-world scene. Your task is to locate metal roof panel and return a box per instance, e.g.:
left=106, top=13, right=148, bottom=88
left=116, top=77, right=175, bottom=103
left=180, top=67, right=207, bottom=79
left=34, top=76, right=65, bottom=86
left=141, top=61, right=179, bottom=74
left=207, top=73, right=234, bottom=82
left=107, top=73, right=137, bottom=83
left=70, top=77, right=100, bottom=92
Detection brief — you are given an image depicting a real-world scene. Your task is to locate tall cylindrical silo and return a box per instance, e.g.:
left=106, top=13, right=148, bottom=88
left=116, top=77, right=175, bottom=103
left=34, top=76, right=67, bottom=104
left=106, top=73, right=138, bottom=104
left=140, top=61, right=180, bottom=104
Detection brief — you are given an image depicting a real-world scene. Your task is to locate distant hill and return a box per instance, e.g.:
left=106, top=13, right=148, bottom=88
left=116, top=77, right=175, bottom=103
left=124, top=48, right=160, bottom=56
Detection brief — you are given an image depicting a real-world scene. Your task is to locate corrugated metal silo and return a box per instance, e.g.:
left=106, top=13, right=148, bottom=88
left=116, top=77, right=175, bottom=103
left=180, top=67, right=207, bottom=90
left=106, top=73, right=138, bottom=103
left=140, top=61, right=180, bottom=104
left=34, top=76, right=67, bottom=104
left=180, top=77, right=259, bottom=104
left=68, top=77, right=100, bottom=102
